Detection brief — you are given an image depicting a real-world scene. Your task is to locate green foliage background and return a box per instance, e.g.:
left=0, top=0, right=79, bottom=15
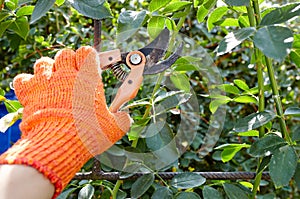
left=0, top=0, right=300, bottom=198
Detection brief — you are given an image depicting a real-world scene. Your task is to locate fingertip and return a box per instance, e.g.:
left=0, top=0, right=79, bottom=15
left=113, top=111, right=132, bottom=133
left=75, top=46, right=99, bottom=71
left=33, top=57, right=55, bottom=79
left=54, top=49, right=76, bottom=71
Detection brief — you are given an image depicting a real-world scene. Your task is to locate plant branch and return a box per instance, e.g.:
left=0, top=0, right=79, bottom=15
left=0, top=0, right=4, bottom=12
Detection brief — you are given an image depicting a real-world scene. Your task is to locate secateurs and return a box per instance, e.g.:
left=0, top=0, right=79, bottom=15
left=98, top=28, right=183, bottom=113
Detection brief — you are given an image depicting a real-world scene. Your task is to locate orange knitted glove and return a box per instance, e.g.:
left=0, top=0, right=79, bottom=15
left=0, top=46, right=131, bottom=198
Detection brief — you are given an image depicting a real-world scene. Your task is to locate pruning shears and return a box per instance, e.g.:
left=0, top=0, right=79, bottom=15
left=98, top=28, right=183, bottom=113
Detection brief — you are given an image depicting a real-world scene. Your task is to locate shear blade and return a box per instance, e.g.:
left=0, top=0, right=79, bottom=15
left=143, top=42, right=183, bottom=75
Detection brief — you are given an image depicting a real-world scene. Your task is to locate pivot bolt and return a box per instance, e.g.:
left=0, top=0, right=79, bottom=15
left=129, top=53, right=142, bottom=65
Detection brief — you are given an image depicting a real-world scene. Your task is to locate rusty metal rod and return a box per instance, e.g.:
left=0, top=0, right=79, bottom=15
left=74, top=171, right=270, bottom=181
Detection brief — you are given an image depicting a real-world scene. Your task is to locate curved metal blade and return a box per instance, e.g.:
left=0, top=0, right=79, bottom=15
left=143, top=42, right=183, bottom=75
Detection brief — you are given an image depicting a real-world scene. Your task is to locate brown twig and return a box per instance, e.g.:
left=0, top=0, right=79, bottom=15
left=93, top=19, right=102, bottom=52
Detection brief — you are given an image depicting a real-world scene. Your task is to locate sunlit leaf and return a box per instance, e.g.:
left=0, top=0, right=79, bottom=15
left=207, top=6, right=228, bottom=31
left=131, top=173, right=154, bottom=198
left=270, top=145, right=298, bottom=188
left=215, top=143, right=250, bottom=162
left=209, top=98, right=230, bottom=114
left=233, top=111, right=276, bottom=132
left=249, top=134, right=286, bottom=157
left=149, top=0, right=172, bottom=12
left=260, top=3, right=300, bottom=25
left=16, top=5, right=34, bottom=17
left=0, top=20, right=13, bottom=37
left=197, top=0, right=217, bottom=23
left=8, top=16, right=29, bottom=39
left=170, top=72, right=190, bottom=93
left=0, top=11, right=11, bottom=23
left=233, top=96, right=257, bottom=104
left=147, top=16, right=166, bottom=39
left=217, top=84, right=240, bottom=95
left=30, top=0, right=55, bottom=23
left=171, top=173, right=206, bottom=189
left=161, top=1, right=192, bottom=14
left=253, top=25, right=293, bottom=61
left=217, top=28, right=256, bottom=56
left=236, top=130, right=259, bottom=137
left=284, top=107, right=300, bottom=116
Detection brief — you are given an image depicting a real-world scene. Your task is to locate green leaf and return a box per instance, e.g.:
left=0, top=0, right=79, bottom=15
left=0, top=20, right=14, bottom=37
left=217, top=27, right=256, bottom=56
left=294, top=163, right=300, bottom=190
left=223, top=183, right=249, bottom=199
left=233, top=79, right=249, bottom=91
left=30, top=0, right=55, bottom=24
left=0, top=11, right=11, bottom=23
left=233, top=111, right=276, bottom=132
left=147, top=16, right=166, bottom=39
left=218, top=84, right=240, bottom=95
left=236, top=130, right=259, bottom=137
left=253, top=25, right=294, bottom=61
left=291, top=34, right=300, bottom=67
left=224, top=0, right=250, bottom=6
left=249, top=134, right=286, bottom=157
left=117, top=10, right=146, bottom=43
left=152, top=187, right=173, bottom=199
left=233, top=96, right=257, bottom=104
left=209, top=98, right=230, bottom=114
left=55, top=0, right=65, bottom=6
left=215, top=143, right=250, bottom=162
left=16, top=5, right=34, bottom=17
left=203, top=186, right=223, bottom=199
left=4, top=100, right=23, bottom=112
left=78, top=184, right=94, bottom=199
left=219, top=18, right=239, bottom=27
left=170, top=72, right=190, bottom=93
left=171, top=173, right=206, bottom=189
left=131, top=173, right=154, bottom=198
left=70, top=0, right=112, bottom=20
left=284, top=107, right=300, bottom=117
left=57, top=188, right=78, bottom=199
left=270, top=145, right=298, bottom=188
left=207, top=6, right=228, bottom=31
left=162, top=1, right=192, bottom=14
left=175, top=192, right=201, bottom=199
left=260, top=3, right=300, bottom=25
left=197, top=0, right=217, bottom=23
left=8, top=16, right=29, bottom=39
left=149, top=0, right=172, bottom=12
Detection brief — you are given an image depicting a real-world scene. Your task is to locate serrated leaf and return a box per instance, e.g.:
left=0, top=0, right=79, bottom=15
left=260, top=3, right=300, bottom=25
left=203, top=186, right=223, bottom=199
left=233, top=111, right=276, bottom=132
left=233, top=96, right=257, bottom=103
left=70, top=0, right=112, bottom=20
left=170, top=72, right=190, bottom=93
left=78, top=184, right=94, bottom=199
left=147, top=16, right=166, bottom=39
left=131, top=173, right=154, bottom=198
left=270, top=145, right=298, bottom=188
left=171, top=173, right=206, bottom=189
left=162, top=1, right=192, bottom=14
left=117, top=10, right=146, bottom=43
left=224, top=0, right=250, bottom=6
left=16, top=5, right=34, bottom=17
left=249, top=134, right=286, bottom=157
left=0, top=20, right=13, bottom=37
left=223, top=183, right=248, bottom=199
left=30, top=0, right=55, bottom=23
left=233, top=79, right=249, bottom=91
left=217, top=27, right=256, bottom=56
left=207, top=6, right=228, bottom=31
left=284, top=107, right=300, bottom=116
left=175, top=192, right=201, bottom=199
left=149, top=0, right=172, bottom=12
left=9, top=16, right=29, bottom=39
left=253, top=25, right=293, bottom=61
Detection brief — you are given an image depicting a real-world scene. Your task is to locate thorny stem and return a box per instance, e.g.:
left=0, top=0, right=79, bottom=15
left=131, top=6, right=191, bottom=148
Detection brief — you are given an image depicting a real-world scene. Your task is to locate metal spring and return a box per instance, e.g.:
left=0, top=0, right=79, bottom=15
left=111, top=64, right=128, bottom=81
